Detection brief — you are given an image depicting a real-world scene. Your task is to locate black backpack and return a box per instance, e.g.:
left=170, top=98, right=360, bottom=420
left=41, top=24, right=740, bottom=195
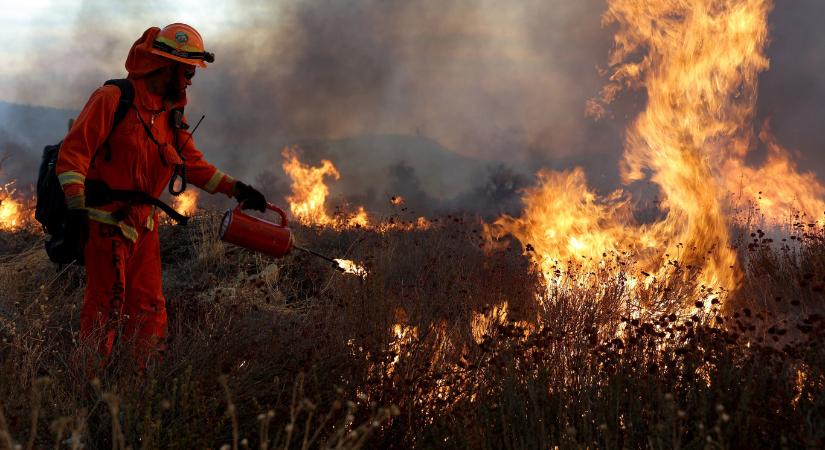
left=36, top=79, right=135, bottom=264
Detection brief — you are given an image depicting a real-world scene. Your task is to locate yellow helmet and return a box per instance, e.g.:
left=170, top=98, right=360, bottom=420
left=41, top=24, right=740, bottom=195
left=150, top=23, right=214, bottom=68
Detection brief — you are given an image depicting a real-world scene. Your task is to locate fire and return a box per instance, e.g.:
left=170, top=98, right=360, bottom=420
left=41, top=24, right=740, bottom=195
left=0, top=182, right=33, bottom=232
left=347, top=206, right=370, bottom=228
left=0, top=195, right=24, bottom=231
left=471, top=302, right=510, bottom=344
left=491, top=168, right=660, bottom=284
left=281, top=147, right=429, bottom=231
left=385, top=308, right=419, bottom=375
left=335, top=259, right=368, bottom=277
left=722, top=124, right=825, bottom=226
left=282, top=146, right=341, bottom=226
left=172, top=189, right=199, bottom=216
left=492, top=0, right=825, bottom=305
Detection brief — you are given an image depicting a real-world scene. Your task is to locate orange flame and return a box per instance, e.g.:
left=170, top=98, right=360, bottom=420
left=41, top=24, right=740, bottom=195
left=0, top=182, right=33, bottom=232
left=491, top=0, right=825, bottom=305
left=282, top=146, right=341, bottom=226
left=281, top=147, right=429, bottom=231
left=172, top=189, right=199, bottom=216
left=347, top=206, right=370, bottom=228
left=335, top=258, right=368, bottom=277
left=723, top=124, right=825, bottom=227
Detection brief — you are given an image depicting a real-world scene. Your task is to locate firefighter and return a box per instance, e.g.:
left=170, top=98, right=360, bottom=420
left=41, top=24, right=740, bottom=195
left=56, top=23, right=267, bottom=367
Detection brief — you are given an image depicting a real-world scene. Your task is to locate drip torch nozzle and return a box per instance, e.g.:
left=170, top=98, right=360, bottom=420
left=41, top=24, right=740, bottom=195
left=293, top=245, right=345, bottom=272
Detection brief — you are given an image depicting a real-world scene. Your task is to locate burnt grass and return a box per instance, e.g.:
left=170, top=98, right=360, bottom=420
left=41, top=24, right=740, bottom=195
left=1, top=211, right=824, bottom=449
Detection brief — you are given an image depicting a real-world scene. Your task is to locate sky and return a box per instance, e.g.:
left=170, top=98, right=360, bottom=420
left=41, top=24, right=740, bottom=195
left=0, top=0, right=265, bottom=97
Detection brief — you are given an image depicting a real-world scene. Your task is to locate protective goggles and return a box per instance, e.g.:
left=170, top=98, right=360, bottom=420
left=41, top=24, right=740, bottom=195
left=152, top=40, right=215, bottom=63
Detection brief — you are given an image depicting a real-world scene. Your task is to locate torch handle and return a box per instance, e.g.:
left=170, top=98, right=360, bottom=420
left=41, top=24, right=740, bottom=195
left=234, top=202, right=289, bottom=227
left=293, top=245, right=344, bottom=271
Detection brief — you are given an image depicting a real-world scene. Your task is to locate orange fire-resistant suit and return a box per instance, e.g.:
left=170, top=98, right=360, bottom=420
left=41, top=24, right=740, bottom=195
left=57, top=27, right=236, bottom=364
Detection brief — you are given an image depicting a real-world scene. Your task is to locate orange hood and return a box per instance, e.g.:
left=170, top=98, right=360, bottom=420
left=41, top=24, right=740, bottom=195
left=125, top=27, right=176, bottom=78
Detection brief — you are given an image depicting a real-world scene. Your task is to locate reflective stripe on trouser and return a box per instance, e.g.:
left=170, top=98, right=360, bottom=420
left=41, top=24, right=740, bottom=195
left=80, top=220, right=167, bottom=366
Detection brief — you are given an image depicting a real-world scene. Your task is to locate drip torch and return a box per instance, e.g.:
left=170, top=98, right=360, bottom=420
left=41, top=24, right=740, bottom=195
left=219, top=202, right=346, bottom=272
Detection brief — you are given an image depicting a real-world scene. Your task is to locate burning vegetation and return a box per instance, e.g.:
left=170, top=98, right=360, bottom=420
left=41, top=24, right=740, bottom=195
left=490, top=0, right=825, bottom=313
left=171, top=189, right=199, bottom=217
left=0, top=182, right=35, bottom=233
left=1, top=0, right=825, bottom=448
left=281, top=146, right=430, bottom=234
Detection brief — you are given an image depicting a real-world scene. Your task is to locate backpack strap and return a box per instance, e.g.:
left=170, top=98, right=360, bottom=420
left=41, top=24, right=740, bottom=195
left=94, top=79, right=135, bottom=163
left=104, top=78, right=135, bottom=130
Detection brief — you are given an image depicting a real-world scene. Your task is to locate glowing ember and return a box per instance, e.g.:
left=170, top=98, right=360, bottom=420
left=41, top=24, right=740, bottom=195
left=390, top=196, right=405, bottom=206
left=386, top=308, right=418, bottom=374
left=335, top=259, right=368, bottom=277
left=491, top=0, right=825, bottom=307
left=172, top=189, right=199, bottom=216
left=471, top=302, right=509, bottom=344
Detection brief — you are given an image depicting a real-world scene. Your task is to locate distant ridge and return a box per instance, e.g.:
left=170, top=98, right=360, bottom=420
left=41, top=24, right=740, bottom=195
left=0, top=102, right=531, bottom=213
left=0, top=100, right=77, bottom=147
left=0, top=101, right=78, bottom=185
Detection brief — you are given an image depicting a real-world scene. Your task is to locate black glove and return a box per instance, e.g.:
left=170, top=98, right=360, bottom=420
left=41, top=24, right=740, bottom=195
left=234, top=181, right=267, bottom=212
left=47, top=208, right=89, bottom=265
left=65, top=209, right=89, bottom=245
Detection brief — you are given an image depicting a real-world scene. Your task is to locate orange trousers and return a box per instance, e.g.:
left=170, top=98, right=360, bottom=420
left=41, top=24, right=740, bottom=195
left=80, top=221, right=167, bottom=366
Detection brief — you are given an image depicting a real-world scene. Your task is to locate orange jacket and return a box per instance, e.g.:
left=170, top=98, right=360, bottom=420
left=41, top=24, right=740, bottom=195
left=56, top=77, right=236, bottom=241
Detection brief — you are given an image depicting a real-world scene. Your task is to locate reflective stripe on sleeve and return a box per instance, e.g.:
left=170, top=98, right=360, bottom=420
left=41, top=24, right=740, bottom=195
left=57, top=171, right=86, bottom=187
left=203, top=170, right=226, bottom=193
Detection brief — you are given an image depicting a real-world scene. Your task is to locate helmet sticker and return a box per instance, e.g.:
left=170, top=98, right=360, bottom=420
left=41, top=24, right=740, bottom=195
left=175, top=31, right=189, bottom=45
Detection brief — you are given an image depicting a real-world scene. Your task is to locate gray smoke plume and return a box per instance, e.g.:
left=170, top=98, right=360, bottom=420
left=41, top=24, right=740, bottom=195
left=1, top=0, right=825, bottom=215
left=194, top=0, right=623, bottom=190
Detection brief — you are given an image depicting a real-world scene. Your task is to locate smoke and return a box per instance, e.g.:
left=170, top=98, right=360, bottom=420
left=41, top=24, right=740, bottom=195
left=191, top=0, right=622, bottom=183
left=756, top=0, right=825, bottom=176
left=2, top=0, right=825, bottom=213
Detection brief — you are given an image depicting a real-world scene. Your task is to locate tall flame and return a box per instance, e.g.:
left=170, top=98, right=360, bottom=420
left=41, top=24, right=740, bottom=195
left=492, top=0, right=825, bottom=301
left=282, top=146, right=341, bottom=226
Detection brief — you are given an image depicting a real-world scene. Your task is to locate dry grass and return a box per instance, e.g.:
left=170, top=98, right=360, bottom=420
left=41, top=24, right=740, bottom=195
left=0, top=210, right=824, bottom=448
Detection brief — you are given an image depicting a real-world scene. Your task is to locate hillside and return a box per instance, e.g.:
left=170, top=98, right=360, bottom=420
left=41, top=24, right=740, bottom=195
left=0, top=102, right=528, bottom=215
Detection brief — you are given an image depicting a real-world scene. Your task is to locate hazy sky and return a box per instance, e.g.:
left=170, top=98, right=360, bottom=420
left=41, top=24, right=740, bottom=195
left=0, top=0, right=274, bottom=98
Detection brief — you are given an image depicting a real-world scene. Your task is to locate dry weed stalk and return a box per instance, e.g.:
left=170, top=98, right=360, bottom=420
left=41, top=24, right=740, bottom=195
left=1, top=211, right=824, bottom=447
